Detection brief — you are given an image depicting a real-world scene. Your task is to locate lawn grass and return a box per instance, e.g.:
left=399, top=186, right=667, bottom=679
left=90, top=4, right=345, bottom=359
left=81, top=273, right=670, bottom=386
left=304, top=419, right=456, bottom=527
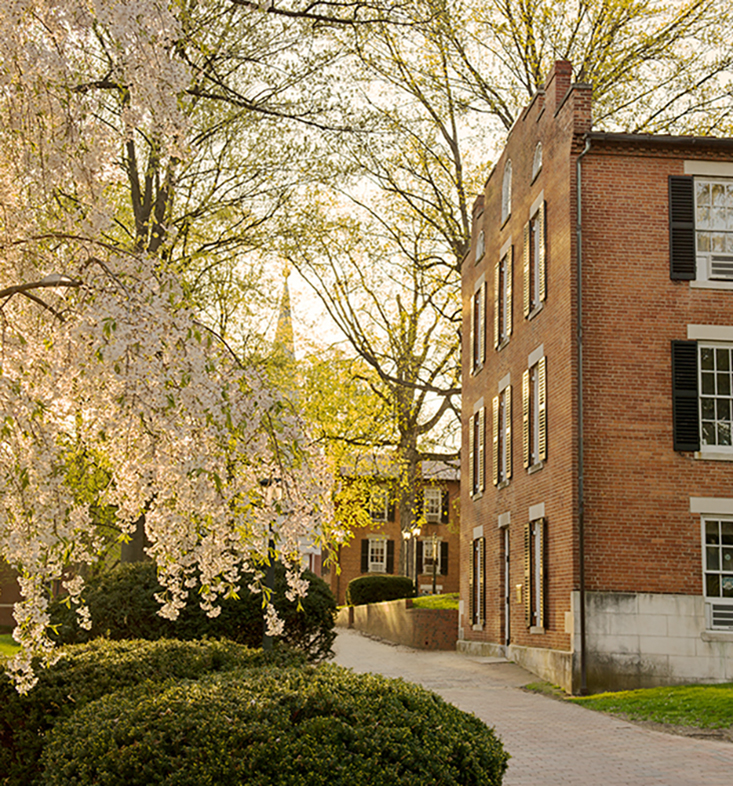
left=0, top=633, right=19, bottom=660
left=411, top=592, right=459, bottom=610
left=569, top=683, right=733, bottom=728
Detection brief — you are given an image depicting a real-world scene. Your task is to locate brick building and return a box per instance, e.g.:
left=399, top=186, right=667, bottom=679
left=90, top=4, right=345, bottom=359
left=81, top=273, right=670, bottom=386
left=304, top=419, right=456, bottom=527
left=326, top=456, right=460, bottom=606
left=459, top=61, right=733, bottom=693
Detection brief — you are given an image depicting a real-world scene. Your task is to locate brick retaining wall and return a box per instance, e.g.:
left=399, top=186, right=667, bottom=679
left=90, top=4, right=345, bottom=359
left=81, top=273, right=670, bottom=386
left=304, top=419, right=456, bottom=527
left=336, top=599, right=458, bottom=650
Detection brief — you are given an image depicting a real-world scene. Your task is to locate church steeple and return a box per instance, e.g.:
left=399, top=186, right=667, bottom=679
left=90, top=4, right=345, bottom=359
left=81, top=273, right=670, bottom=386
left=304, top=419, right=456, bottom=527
left=274, top=268, right=295, bottom=360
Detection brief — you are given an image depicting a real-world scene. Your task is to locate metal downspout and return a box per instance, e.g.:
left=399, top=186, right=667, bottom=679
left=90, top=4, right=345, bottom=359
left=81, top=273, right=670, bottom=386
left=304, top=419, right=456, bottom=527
left=576, top=136, right=591, bottom=695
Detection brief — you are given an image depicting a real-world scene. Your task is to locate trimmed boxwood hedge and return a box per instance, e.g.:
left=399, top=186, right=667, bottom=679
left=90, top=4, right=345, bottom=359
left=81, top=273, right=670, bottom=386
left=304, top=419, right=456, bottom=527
left=346, top=574, right=415, bottom=605
left=49, top=560, right=336, bottom=662
left=40, top=664, right=509, bottom=786
left=0, top=638, right=303, bottom=786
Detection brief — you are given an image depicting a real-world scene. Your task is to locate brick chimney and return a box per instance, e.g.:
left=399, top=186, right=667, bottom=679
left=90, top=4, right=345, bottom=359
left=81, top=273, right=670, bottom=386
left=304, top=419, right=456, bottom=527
left=544, top=60, right=573, bottom=112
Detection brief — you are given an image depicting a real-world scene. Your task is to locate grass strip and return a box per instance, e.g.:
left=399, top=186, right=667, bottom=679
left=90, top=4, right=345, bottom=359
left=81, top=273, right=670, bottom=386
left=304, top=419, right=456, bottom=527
left=569, top=684, right=733, bottom=728
left=411, top=593, right=459, bottom=610
left=0, top=633, right=19, bottom=660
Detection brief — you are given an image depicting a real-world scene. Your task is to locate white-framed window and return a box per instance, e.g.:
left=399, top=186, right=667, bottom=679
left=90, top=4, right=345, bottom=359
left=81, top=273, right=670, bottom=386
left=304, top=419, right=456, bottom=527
left=670, top=168, right=733, bottom=288
left=424, top=487, right=442, bottom=523
left=469, top=536, right=485, bottom=627
left=522, top=353, right=547, bottom=469
left=699, top=343, right=733, bottom=449
left=524, top=518, right=545, bottom=630
left=476, top=229, right=485, bottom=263
left=470, top=279, right=486, bottom=373
left=501, top=160, right=512, bottom=224
left=368, top=537, right=387, bottom=573
left=492, top=381, right=512, bottom=486
left=419, top=537, right=445, bottom=576
left=468, top=405, right=486, bottom=498
left=523, top=201, right=546, bottom=317
left=369, top=489, right=389, bottom=521
left=695, top=178, right=733, bottom=282
left=703, top=516, right=733, bottom=628
left=493, top=246, right=513, bottom=348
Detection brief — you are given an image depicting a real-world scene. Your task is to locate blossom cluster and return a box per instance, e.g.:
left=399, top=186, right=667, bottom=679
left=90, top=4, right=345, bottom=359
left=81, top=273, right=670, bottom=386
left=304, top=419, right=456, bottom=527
left=0, top=1, right=334, bottom=692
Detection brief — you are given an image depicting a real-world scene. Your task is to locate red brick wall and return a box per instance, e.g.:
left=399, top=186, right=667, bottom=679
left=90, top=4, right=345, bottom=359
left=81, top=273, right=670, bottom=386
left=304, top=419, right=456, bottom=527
left=460, top=73, right=590, bottom=654
left=581, top=145, right=733, bottom=594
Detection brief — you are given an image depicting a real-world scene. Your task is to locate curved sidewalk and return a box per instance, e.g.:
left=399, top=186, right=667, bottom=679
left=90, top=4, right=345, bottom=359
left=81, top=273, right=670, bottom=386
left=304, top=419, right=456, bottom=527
left=333, top=629, right=733, bottom=786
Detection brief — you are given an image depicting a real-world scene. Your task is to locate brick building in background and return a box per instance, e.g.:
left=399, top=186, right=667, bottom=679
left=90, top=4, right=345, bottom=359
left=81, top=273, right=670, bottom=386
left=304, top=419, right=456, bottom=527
left=460, top=60, right=733, bottom=693
left=326, top=456, right=460, bottom=606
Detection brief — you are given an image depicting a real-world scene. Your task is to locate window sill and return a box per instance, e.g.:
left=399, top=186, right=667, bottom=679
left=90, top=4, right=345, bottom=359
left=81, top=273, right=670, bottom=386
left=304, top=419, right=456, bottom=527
left=497, top=337, right=510, bottom=352
left=471, top=490, right=484, bottom=502
left=471, top=362, right=484, bottom=377
left=529, top=626, right=545, bottom=635
left=472, top=623, right=485, bottom=632
left=527, top=302, right=544, bottom=320
left=694, top=451, right=733, bottom=462
left=527, top=461, right=545, bottom=475
left=701, top=630, right=733, bottom=642
left=496, top=479, right=510, bottom=491
left=690, top=280, right=733, bottom=291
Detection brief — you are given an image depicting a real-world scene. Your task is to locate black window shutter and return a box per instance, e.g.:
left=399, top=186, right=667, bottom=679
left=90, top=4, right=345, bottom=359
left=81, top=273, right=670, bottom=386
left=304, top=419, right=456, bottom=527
left=416, top=540, right=423, bottom=575
left=440, top=542, right=449, bottom=575
left=669, top=176, right=696, bottom=280
left=386, top=540, right=395, bottom=574
left=360, top=539, right=369, bottom=573
left=441, top=491, right=450, bottom=523
left=671, top=340, right=700, bottom=451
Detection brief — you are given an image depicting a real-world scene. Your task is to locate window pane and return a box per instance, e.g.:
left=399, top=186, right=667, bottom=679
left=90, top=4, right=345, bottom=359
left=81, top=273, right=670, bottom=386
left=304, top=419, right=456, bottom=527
left=713, top=183, right=726, bottom=207
left=717, top=398, right=731, bottom=422
left=701, top=398, right=716, bottom=420
left=721, top=521, right=733, bottom=545
left=702, top=421, right=716, bottom=445
left=707, top=573, right=720, bottom=597
left=698, top=233, right=711, bottom=252
left=707, top=547, right=720, bottom=570
left=718, top=422, right=732, bottom=446
left=707, top=521, right=720, bottom=544
left=697, top=182, right=711, bottom=205
left=717, top=349, right=731, bottom=371
left=723, top=575, right=733, bottom=598
left=701, top=347, right=715, bottom=370
left=717, top=373, right=731, bottom=396
left=701, top=373, right=715, bottom=394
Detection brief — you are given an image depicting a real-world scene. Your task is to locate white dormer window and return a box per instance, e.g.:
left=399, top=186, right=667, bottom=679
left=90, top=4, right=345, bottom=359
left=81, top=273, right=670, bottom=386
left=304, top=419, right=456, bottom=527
left=501, top=160, right=512, bottom=224
left=476, top=229, right=485, bottom=262
left=532, top=143, right=543, bottom=180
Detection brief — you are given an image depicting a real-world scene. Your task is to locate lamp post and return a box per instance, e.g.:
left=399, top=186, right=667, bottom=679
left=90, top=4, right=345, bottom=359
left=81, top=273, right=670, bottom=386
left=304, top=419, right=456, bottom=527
left=259, top=477, right=283, bottom=653
left=402, top=525, right=421, bottom=595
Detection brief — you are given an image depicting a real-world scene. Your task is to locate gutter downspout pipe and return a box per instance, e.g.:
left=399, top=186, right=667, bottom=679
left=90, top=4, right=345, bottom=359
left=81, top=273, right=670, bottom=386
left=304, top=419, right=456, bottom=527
left=576, top=136, right=591, bottom=695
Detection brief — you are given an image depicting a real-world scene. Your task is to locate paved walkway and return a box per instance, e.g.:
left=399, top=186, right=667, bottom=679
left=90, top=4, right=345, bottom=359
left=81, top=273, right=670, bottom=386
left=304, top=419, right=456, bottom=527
left=332, top=629, right=733, bottom=786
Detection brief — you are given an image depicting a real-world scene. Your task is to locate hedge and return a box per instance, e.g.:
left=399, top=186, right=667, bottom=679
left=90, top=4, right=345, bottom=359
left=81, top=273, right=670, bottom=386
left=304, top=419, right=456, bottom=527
left=0, top=638, right=302, bottom=786
left=346, top=574, right=415, bottom=605
left=41, top=664, right=509, bottom=786
left=49, top=560, right=336, bottom=662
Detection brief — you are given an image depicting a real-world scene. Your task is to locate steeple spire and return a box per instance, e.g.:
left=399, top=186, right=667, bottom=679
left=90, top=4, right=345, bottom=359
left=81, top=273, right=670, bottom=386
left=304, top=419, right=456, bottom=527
left=274, top=267, right=294, bottom=360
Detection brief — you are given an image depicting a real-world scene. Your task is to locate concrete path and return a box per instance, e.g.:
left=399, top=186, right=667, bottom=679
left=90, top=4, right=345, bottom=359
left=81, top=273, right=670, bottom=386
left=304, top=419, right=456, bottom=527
left=332, top=629, right=733, bottom=786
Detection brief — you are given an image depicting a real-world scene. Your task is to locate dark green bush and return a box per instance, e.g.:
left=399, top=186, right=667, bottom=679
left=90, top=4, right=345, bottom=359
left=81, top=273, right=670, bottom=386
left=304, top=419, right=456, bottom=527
left=346, top=574, right=415, bottom=605
left=0, top=639, right=305, bottom=786
left=0, top=638, right=300, bottom=786
left=49, top=561, right=336, bottom=661
left=41, top=664, right=509, bottom=786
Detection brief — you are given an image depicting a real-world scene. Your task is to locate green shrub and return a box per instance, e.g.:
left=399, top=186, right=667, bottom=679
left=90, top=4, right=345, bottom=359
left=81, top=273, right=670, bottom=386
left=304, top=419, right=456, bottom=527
left=346, top=574, right=415, bottom=605
left=0, top=637, right=302, bottom=786
left=41, top=664, right=509, bottom=786
left=49, top=561, right=336, bottom=661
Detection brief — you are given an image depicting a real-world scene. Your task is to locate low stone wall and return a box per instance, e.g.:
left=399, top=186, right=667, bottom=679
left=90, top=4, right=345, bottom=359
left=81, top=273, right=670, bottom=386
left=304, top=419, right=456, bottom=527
left=336, top=599, right=458, bottom=650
